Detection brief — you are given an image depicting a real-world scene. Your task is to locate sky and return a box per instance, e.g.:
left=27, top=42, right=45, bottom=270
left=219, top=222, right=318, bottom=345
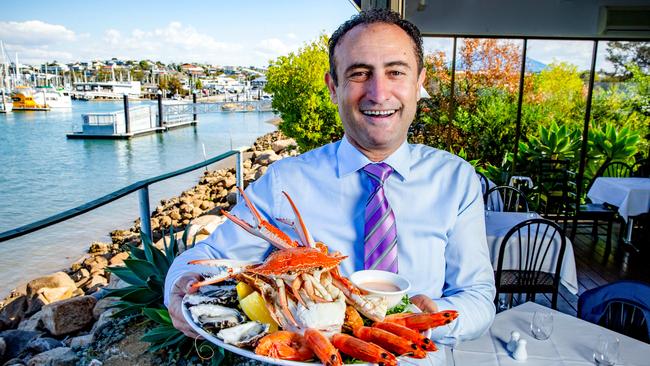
left=0, top=0, right=616, bottom=70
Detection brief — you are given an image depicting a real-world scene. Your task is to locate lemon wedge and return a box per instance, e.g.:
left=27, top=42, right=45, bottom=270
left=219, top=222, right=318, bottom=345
left=239, top=291, right=279, bottom=332
left=236, top=281, right=254, bottom=300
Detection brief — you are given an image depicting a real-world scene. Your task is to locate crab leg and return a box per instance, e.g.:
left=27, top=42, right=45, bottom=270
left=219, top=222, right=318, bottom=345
left=276, top=191, right=316, bottom=248
left=220, top=187, right=298, bottom=249
left=276, top=279, right=299, bottom=328
left=302, top=274, right=329, bottom=303
left=331, top=276, right=387, bottom=322
left=290, top=277, right=309, bottom=308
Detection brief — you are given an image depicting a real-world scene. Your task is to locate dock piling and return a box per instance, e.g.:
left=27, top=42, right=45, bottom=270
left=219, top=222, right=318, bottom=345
left=123, top=93, right=130, bottom=133
left=157, top=91, right=163, bottom=128
left=192, top=91, right=197, bottom=122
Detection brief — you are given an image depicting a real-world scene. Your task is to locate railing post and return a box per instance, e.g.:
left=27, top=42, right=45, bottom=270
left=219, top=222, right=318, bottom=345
left=235, top=148, right=244, bottom=204
left=139, top=185, right=152, bottom=241
left=123, top=93, right=130, bottom=134
left=157, top=90, right=163, bottom=128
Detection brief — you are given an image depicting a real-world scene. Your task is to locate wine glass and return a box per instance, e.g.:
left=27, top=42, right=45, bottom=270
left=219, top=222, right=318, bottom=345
left=593, top=334, right=619, bottom=365
left=530, top=311, right=553, bottom=340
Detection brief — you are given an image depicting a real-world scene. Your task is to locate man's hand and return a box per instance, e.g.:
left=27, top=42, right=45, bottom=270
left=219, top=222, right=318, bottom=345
left=169, top=273, right=203, bottom=338
left=410, top=294, right=439, bottom=313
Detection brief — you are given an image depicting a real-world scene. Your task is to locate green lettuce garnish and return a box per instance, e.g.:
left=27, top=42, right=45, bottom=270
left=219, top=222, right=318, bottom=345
left=386, top=294, right=411, bottom=315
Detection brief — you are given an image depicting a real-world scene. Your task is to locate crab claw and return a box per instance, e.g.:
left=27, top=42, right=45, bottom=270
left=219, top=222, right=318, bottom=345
left=220, top=187, right=298, bottom=250
left=187, top=258, right=255, bottom=289
left=275, top=191, right=316, bottom=248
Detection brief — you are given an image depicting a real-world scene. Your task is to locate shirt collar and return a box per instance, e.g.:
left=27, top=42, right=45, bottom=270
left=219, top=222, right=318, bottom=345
left=336, top=135, right=411, bottom=181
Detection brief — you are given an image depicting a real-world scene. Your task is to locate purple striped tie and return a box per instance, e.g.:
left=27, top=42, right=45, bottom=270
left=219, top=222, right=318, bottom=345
left=363, top=163, right=398, bottom=273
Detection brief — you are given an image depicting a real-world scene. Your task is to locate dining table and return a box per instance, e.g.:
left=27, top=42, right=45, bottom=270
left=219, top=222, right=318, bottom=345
left=484, top=211, right=579, bottom=295
left=587, top=177, right=650, bottom=245
left=445, top=301, right=650, bottom=365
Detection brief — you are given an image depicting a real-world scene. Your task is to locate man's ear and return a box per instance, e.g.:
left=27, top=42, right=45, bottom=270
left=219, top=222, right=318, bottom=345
left=325, top=72, right=338, bottom=104
left=417, top=67, right=426, bottom=101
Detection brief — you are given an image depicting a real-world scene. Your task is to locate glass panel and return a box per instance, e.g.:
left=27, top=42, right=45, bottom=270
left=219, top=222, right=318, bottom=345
left=411, top=37, right=454, bottom=149
left=590, top=41, right=649, bottom=178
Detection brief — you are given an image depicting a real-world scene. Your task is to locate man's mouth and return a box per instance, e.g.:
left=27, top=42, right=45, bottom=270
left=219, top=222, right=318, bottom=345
left=361, top=109, right=397, bottom=117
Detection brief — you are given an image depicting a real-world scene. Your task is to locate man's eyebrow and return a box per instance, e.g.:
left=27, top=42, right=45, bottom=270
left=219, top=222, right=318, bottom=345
left=344, top=63, right=372, bottom=74
left=344, top=61, right=411, bottom=74
left=385, top=61, right=411, bottom=69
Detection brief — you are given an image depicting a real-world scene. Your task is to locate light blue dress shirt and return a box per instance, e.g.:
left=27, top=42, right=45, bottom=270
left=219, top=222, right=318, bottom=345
left=165, top=136, right=496, bottom=345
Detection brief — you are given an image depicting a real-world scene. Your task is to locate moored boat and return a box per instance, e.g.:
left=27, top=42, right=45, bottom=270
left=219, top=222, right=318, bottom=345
left=11, top=86, right=72, bottom=110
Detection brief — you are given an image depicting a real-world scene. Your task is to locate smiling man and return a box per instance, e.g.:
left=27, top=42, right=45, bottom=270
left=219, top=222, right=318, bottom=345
left=165, top=8, right=495, bottom=363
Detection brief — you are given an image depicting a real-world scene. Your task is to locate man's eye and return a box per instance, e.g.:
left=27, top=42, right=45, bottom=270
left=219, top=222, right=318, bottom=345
left=389, top=70, right=405, bottom=77
left=348, top=71, right=369, bottom=81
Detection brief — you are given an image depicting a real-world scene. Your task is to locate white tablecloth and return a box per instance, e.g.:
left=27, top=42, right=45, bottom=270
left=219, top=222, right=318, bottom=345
left=485, top=211, right=579, bottom=294
left=447, top=301, right=650, bottom=365
left=587, top=177, right=650, bottom=221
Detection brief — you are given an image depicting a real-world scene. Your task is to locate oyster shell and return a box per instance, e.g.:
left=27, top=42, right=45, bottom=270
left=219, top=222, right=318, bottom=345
left=188, top=303, right=244, bottom=332
left=195, top=283, right=238, bottom=308
left=217, top=321, right=270, bottom=348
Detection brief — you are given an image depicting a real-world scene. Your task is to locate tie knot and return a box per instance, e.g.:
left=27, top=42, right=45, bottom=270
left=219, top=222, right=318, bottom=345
left=363, top=162, right=394, bottom=184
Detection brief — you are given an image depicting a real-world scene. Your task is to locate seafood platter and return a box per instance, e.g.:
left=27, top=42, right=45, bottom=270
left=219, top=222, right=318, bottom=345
left=182, top=188, right=459, bottom=365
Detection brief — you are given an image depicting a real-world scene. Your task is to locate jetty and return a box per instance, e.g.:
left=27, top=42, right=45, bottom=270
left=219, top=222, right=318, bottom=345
left=66, top=94, right=272, bottom=139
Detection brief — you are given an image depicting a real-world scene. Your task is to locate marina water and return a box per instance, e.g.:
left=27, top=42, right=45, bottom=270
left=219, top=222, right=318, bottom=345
left=0, top=100, right=276, bottom=298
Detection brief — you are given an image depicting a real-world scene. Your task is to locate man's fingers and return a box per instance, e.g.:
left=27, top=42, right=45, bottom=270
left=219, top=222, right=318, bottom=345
left=169, top=273, right=204, bottom=338
left=410, top=294, right=439, bottom=313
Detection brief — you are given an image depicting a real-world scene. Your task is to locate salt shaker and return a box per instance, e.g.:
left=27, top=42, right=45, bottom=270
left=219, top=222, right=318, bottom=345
left=513, top=339, right=528, bottom=361
left=507, top=331, right=520, bottom=353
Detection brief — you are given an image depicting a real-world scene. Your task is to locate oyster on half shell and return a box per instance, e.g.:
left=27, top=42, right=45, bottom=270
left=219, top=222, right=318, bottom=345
left=187, top=303, right=244, bottom=332
left=217, top=321, right=270, bottom=348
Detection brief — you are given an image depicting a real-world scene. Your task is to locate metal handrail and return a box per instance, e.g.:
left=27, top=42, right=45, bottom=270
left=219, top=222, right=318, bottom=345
left=0, top=149, right=245, bottom=243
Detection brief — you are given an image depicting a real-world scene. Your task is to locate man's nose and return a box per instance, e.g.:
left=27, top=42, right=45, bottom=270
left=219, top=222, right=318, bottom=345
left=365, top=74, right=390, bottom=103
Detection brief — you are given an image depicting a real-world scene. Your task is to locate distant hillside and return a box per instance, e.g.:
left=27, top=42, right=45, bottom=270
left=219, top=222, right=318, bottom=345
left=526, top=58, right=547, bottom=73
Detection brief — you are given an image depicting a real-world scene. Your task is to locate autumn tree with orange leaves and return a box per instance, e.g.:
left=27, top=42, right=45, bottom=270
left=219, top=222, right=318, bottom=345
left=425, top=38, right=523, bottom=108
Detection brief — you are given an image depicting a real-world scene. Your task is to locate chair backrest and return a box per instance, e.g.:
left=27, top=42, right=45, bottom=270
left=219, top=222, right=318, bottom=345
left=578, top=280, right=650, bottom=343
left=495, top=218, right=567, bottom=291
left=484, top=185, right=530, bottom=212
left=632, top=159, right=649, bottom=178
left=476, top=171, right=489, bottom=196
left=600, top=161, right=632, bottom=178
left=535, top=159, right=571, bottom=214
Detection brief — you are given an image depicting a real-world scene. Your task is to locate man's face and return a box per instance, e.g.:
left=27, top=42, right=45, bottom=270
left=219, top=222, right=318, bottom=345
left=325, top=23, right=425, bottom=160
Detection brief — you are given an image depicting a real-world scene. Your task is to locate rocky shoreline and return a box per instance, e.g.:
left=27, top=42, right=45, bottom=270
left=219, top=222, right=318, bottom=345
left=0, top=130, right=297, bottom=366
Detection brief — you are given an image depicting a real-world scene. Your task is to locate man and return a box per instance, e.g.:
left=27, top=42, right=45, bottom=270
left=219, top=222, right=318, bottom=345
left=165, top=8, right=495, bottom=354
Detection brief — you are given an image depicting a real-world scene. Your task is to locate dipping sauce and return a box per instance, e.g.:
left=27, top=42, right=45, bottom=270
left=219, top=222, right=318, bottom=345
left=359, top=281, right=401, bottom=292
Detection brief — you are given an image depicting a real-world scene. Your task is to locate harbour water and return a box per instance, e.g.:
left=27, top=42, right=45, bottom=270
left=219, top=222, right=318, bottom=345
left=0, top=100, right=276, bottom=298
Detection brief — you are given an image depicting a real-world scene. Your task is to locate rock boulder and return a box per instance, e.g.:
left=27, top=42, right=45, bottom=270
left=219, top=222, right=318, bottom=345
left=26, top=347, right=77, bottom=366
left=0, top=296, right=27, bottom=330
left=40, top=296, right=96, bottom=336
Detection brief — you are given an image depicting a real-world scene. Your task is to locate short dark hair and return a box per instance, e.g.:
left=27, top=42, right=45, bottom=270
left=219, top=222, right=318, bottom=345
left=328, top=8, right=424, bottom=86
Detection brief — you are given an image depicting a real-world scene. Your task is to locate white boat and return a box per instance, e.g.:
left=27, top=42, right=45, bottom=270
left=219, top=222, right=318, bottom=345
left=12, top=86, right=72, bottom=110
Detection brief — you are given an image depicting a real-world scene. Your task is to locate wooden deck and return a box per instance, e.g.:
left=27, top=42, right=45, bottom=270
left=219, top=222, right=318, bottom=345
left=504, top=220, right=650, bottom=316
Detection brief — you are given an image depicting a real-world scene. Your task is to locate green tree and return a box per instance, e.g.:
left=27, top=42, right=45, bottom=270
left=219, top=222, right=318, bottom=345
left=265, top=34, right=343, bottom=151
left=194, top=79, right=203, bottom=90
left=605, top=41, right=650, bottom=79
left=530, top=62, right=585, bottom=128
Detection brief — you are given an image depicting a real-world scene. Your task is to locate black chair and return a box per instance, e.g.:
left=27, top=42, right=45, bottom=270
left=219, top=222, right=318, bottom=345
left=568, top=169, right=619, bottom=252
left=484, top=185, right=530, bottom=212
left=494, top=218, right=567, bottom=309
left=632, top=159, right=649, bottom=177
left=578, top=280, right=650, bottom=344
left=534, top=159, right=571, bottom=223
left=600, top=161, right=632, bottom=178
left=476, top=171, right=489, bottom=196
